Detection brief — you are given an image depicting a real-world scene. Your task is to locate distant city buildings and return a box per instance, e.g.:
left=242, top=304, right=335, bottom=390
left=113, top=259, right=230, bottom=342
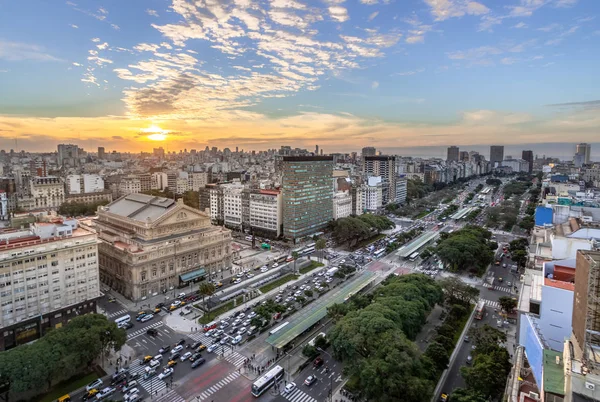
left=447, top=146, right=459, bottom=162
left=490, top=145, right=504, bottom=167
left=575, top=143, right=591, bottom=166
left=361, top=147, right=376, bottom=157
left=522, top=150, right=534, bottom=174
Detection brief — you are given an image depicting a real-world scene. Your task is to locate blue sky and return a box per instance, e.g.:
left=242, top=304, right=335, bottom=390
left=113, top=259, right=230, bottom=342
left=0, top=0, right=598, bottom=154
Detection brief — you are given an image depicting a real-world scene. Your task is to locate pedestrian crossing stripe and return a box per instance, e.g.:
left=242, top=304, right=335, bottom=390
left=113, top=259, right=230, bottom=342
left=195, top=371, right=240, bottom=400
left=127, top=321, right=164, bottom=340
left=107, top=309, right=128, bottom=318
left=493, top=286, right=511, bottom=293
left=283, top=388, right=317, bottom=402
left=224, top=351, right=246, bottom=367
left=152, top=389, right=185, bottom=402
left=127, top=360, right=168, bottom=395
left=480, top=299, right=500, bottom=308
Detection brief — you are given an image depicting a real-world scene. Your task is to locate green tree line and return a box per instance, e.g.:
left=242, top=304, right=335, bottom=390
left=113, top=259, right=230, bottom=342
left=435, top=226, right=495, bottom=275
left=58, top=200, right=109, bottom=216
left=330, top=214, right=394, bottom=246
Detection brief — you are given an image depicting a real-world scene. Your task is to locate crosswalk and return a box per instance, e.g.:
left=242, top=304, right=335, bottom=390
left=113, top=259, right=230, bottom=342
left=195, top=371, right=241, bottom=401
left=127, top=321, right=163, bottom=340
left=493, top=285, right=512, bottom=293
left=107, top=309, right=128, bottom=318
left=187, top=331, right=247, bottom=367
left=127, top=359, right=168, bottom=395
left=481, top=298, right=500, bottom=309
left=152, top=389, right=185, bottom=402
left=282, top=388, right=317, bottom=402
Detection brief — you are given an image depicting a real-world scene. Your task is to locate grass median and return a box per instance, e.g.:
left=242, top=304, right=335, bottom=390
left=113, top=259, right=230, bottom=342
left=259, top=274, right=299, bottom=294
left=39, top=372, right=99, bottom=402
left=299, top=261, right=324, bottom=275
left=197, top=295, right=244, bottom=324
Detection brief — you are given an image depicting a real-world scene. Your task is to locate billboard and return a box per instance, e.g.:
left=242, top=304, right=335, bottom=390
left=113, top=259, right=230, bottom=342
left=519, top=314, right=544, bottom=386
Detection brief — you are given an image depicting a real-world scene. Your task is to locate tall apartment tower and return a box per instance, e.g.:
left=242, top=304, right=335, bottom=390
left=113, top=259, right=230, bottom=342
left=576, top=143, right=591, bottom=165
left=363, top=155, right=397, bottom=205
left=490, top=145, right=504, bottom=166
left=447, top=146, right=459, bottom=162
left=521, top=150, right=533, bottom=173
left=362, top=147, right=376, bottom=157
left=572, top=250, right=600, bottom=364
left=315, top=145, right=319, bottom=155
left=98, top=147, right=105, bottom=160
left=282, top=156, right=333, bottom=243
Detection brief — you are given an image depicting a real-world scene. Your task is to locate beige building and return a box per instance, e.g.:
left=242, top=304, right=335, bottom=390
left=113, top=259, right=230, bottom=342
left=30, top=176, right=65, bottom=209
left=96, top=194, right=232, bottom=300
left=0, top=219, right=99, bottom=350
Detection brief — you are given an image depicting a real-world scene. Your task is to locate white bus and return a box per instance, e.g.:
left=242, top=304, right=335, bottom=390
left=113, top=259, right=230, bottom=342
left=408, top=252, right=419, bottom=262
left=373, top=249, right=386, bottom=259
left=269, top=321, right=289, bottom=336
left=302, top=246, right=315, bottom=255
left=251, top=365, right=285, bottom=397
left=114, top=315, right=131, bottom=327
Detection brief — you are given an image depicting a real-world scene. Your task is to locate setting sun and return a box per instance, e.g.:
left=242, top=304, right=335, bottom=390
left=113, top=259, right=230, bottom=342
left=147, top=133, right=167, bottom=141
left=141, top=124, right=168, bottom=141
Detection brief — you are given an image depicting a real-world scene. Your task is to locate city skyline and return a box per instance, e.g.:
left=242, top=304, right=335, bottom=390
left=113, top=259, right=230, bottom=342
left=1, top=0, right=599, bottom=153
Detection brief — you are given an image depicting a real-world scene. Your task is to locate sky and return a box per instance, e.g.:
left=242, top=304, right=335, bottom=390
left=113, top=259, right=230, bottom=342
left=0, top=0, right=599, bottom=156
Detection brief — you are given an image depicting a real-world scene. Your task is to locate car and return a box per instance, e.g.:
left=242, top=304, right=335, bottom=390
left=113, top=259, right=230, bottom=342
left=440, top=393, right=449, bottom=402
left=283, top=382, right=296, bottom=394
left=123, top=388, right=139, bottom=401
left=464, top=336, right=470, bottom=343
left=176, top=338, right=186, bottom=346
left=180, top=352, right=193, bottom=361
left=142, top=355, right=153, bottom=364
left=149, top=359, right=160, bottom=369
left=237, top=327, right=247, bottom=335
left=191, top=357, right=206, bottom=368
left=158, top=368, right=174, bottom=380
left=196, top=344, right=207, bottom=352
left=140, top=314, right=154, bottom=323
left=273, top=263, right=279, bottom=268
left=82, top=389, right=99, bottom=401
left=95, top=387, right=115, bottom=401
left=205, top=329, right=217, bottom=337
left=234, top=278, right=242, bottom=284
left=213, top=336, right=223, bottom=344
left=313, top=357, right=324, bottom=368
left=159, top=345, right=170, bottom=354
left=242, top=319, right=251, bottom=327
left=172, top=300, right=182, bottom=307
left=228, top=327, right=237, bottom=335
left=466, top=355, right=472, bottom=364
left=304, top=375, right=317, bottom=386
left=232, top=318, right=242, bottom=326
left=220, top=336, right=230, bottom=345
left=215, top=282, right=223, bottom=288
left=170, top=352, right=181, bottom=361
left=167, top=359, right=178, bottom=367
left=122, top=321, right=134, bottom=330
left=260, top=267, right=268, bottom=273
left=121, top=381, right=138, bottom=394
left=171, top=345, right=184, bottom=354
left=246, top=273, right=254, bottom=278
left=189, top=352, right=202, bottom=362
left=86, top=379, right=103, bottom=392
left=207, top=343, right=219, bottom=353
left=146, top=328, right=158, bottom=336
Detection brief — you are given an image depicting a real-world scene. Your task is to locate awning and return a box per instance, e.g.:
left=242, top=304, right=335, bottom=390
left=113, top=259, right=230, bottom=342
left=179, top=268, right=206, bottom=282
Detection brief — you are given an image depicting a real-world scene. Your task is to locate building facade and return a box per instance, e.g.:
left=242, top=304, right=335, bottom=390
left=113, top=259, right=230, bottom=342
left=447, top=146, right=459, bottom=162
left=363, top=155, right=396, bottom=204
left=118, top=176, right=141, bottom=196
left=30, top=176, right=65, bottom=209
left=361, top=147, right=376, bottom=157
left=490, top=145, right=505, bottom=167
left=0, top=220, right=100, bottom=351
left=249, top=189, right=282, bottom=238
left=282, top=156, right=333, bottom=242
left=333, top=191, right=352, bottom=220
left=522, top=150, right=534, bottom=174
left=576, top=143, right=591, bottom=165
left=95, top=194, right=232, bottom=300
left=67, top=174, right=105, bottom=194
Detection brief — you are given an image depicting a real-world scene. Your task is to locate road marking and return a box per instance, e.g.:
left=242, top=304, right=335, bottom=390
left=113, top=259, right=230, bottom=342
left=107, top=309, right=128, bottom=318
left=152, top=389, right=185, bottom=402
left=127, top=360, right=168, bottom=395
left=283, top=388, right=317, bottom=402
left=195, top=372, right=240, bottom=400
left=480, top=298, right=500, bottom=308
left=127, top=321, right=164, bottom=340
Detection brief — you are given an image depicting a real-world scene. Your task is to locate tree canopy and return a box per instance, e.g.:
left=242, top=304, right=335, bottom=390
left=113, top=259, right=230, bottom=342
left=435, top=226, right=494, bottom=275
left=58, top=200, right=109, bottom=217
left=439, top=277, right=480, bottom=306
left=330, top=215, right=394, bottom=246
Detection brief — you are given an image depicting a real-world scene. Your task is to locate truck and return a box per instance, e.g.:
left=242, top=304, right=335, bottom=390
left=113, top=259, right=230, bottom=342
left=326, top=267, right=339, bottom=277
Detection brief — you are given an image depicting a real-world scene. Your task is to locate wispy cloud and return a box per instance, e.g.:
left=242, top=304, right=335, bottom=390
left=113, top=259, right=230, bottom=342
left=67, top=3, right=120, bottom=30
left=512, top=22, right=527, bottom=28
left=546, top=99, right=600, bottom=108
left=368, top=11, right=379, bottom=22
left=329, top=6, right=349, bottom=22
left=0, top=40, right=63, bottom=62
left=391, top=68, right=425, bottom=76
left=423, top=0, right=489, bottom=22
left=371, top=81, right=379, bottom=89
left=146, top=9, right=159, bottom=17
left=538, top=23, right=562, bottom=32
left=404, top=15, right=433, bottom=44
left=69, top=24, right=79, bottom=29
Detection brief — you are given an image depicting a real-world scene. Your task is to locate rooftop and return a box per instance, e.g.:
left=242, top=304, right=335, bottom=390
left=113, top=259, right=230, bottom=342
left=103, top=193, right=177, bottom=223
left=543, top=349, right=565, bottom=396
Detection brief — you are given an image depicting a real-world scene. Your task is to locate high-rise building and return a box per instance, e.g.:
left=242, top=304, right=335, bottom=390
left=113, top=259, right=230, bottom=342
left=57, top=144, right=80, bottom=167
left=363, top=155, right=396, bottom=204
left=98, top=146, right=105, bottom=160
left=153, top=147, right=165, bottom=159
left=572, top=250, right=600, bottom=358
left=522, top=150, right=533, bottom=173
left=362, top=147, right=376, bottom=157
left=576, top=143, right=591, bottom=165
left=0, top=219, right=99, bottom=350
left=447, top=146, right=459, bottom=162
left=459, top=151, right=469, bottom=162
left=96, top=194, right=232, bottom=300
left=315, top=145, right=319, bottom=155
left=490, top=145, right=504, bottom=166
left=282, top=156, right=333, bottom=242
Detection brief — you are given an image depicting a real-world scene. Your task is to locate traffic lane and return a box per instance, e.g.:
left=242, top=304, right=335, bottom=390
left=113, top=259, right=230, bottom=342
left=288, top=351, right=342, bottom=401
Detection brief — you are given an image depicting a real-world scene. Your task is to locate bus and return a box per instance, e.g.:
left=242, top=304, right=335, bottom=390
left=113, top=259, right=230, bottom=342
left=203, top=321, right=219, bottom=332
left=269, top=321, right=289, bottom=336
left=251, top=365, right=285, bottom=397
left=292, top=247, right=304, bottom=255
left=114, top=315, right=131, bottom=327
left=475, top=300, right=485, bottom=320
left=373, top=249, right=386, bottom=259
left=305, top=242, right=316, bottom=250
left=275, top=255, right=287, bottom=264
left=408, top=252, right=419, bottom=262
left=302, top=246, right=315, bottom=255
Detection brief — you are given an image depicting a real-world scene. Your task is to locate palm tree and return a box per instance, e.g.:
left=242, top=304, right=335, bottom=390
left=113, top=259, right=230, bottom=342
left=198, top=282, right=216, bottom=313
left=292, top=251, right=299, bottom=274
left=315, top=239, right=327, bottom=263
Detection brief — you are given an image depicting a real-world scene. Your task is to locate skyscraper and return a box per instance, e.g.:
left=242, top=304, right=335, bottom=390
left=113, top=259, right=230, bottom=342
left=282, top=156, right=333, bottom=242
left=363, top=155, right=397, bottom=204
left=98, top=146, right=105, bottom=160
left=362, top=147, right=376, bottom=157
left=447, top=146, right=459, bottom=162
left=490, top=145, right=504, bottom=166
left=576, top=143, right=591, bottom=165
left=522, top=150, right=533, bottom=173
left=459, top=151, right=469, bottom=162
left=315, top=145, right=319, bottom=155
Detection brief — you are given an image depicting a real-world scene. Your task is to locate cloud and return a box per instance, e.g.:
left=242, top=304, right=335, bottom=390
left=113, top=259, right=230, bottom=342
left=134, top=43, right=161, bottom=52
left=554, top=0, right=577, bottom=7
left=96, top=42, right=109, bottom=50
left=447, top=46, right=502, bottom=60
left=538, top=23, right=561, bottom=32
left=329, top=6, right=349, bottom=22
left=368, top=11, right=379, bottom=21
left=403, top=15, right=433, bottom=44
left=512, top=22, right=527, bottom=28
left=91, top=38, right=101, bottom=43
left=371, top=81, right=379, bottom=89
left=72, top=62, right=83, bottom=66
left=0, top=40, right=63, bottom=62
left=391, top=68, right=425, bottom=76
left=478, top=15, right=505, bottom=31
left=544, top=25, right=579, bottom=45
left=546, top=100, right=600, bottom=109
left=146, top=9, right=159, bottom=17
left=501, top=57, right=518, bottom=65
left=423, top=0, right=489, bottom=21
left=360, top=0, right=378, bottom=4
left=69, top=24, right=79, bottom=29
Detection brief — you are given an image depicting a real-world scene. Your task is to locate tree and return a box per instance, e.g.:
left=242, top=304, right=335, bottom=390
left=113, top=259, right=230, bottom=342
left=327, top=303, right=350, bottom=322
left=467, top=325, right=507, bottom=355
left=182, top=190, right=199, bottom=209
left=435, top=226, right=494, bottom=275
left=449, top=388, right=487, bottom=402
left=424, top=342, right=449, bottom=372
left=439, top=277, right=480, bottom=306
left=460, top=347, right=511, bottom=398
left=498, top=296, right=517, bottom=313
left=511, top=249, right=528, bottom=268
left=314, top=334, right=329, bottom=350
left=197, top=282, right=216, bottom=312
left=302, top=345, right=320, bottom=359
left=304, top=289, right=314, bottom=298
left=315, top=238, right=327, bottom=262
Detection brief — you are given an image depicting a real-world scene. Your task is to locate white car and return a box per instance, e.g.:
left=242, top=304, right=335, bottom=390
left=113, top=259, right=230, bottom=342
left=260, top=267, right=268, bottom=273
left=171, top=345, right=184, bottom=354
left=273, top=263, right=279, bottom=268
left=247, top=312, right=257, bottom=319
left=158, top=368, right=174, bottom=380
left=283, top=382, right=296, bottom=394
left=140, top=314, right=154, bottom=322
left=124, top=388, right=139, bottom=401
left=86, top=379, right=103, bottom=392
left=238, top=313, right=246, bottom=319
left=172, top=300, right=181, bottom=306
left=207, top=343, right=219, bottom=353
left=180, top=351, right=192, bottom=361
left=237, top=327, right=247, bottom=335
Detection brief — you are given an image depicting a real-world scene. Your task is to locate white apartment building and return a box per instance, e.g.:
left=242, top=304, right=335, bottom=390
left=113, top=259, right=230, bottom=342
left=333, top=191, right=352, bottom=220
left=30, top=176, right=65, bottom=209
left=0, top=219, right=99, bottom=350
left=176, top=177, right=189, bottom=195
left=363, top=176, right=383, bottom=212
left=118, top=176, right=141, bottom=196
left=502, top=158, right=530, bottom=173
left=151, top=172, right=168, bottom=190
left=223, top=184, right=244, bottom=229
left=249, top=189, right=282, bottom=237
left=66, top=174, right=105, bottom=194
left=188, top=172, right=208, bottom=192
left=396, top=178, right=407, bottom=205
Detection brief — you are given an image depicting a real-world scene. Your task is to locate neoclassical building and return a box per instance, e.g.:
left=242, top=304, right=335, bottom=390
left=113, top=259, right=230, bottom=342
left=96, top=193, right=232, bottom=300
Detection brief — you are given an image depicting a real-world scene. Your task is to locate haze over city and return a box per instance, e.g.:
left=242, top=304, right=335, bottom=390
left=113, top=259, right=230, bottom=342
left=1, top=0, right=599, bottom=153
